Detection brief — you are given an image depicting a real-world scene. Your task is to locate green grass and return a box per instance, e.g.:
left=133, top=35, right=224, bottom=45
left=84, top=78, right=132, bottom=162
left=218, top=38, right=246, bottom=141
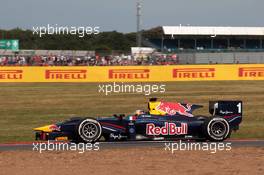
left=0, top=81, right=263, bottom=143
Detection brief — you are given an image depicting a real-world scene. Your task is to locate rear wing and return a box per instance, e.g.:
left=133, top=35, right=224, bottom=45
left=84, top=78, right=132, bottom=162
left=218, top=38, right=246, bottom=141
left=209, top=101, right=243, bottom=116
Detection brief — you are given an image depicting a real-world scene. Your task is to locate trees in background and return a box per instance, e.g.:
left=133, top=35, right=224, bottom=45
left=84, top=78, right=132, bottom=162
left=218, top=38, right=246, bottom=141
left=0, top=29, right=135, bottom=51
left=0, top=27, right=162, bottom=52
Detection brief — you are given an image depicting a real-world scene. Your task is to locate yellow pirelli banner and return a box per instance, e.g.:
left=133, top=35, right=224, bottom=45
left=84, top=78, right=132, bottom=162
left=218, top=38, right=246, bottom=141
left=0, top=64, right=263, bottom=82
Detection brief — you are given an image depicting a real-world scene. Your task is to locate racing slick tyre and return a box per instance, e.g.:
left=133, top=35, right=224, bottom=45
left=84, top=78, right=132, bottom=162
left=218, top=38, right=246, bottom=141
left=203, top=117, right=230, bottom=141
left=77, top=118, right=102, bottom=143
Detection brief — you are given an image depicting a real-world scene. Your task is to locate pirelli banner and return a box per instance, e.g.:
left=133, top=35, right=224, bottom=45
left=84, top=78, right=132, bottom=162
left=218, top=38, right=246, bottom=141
left=0, top=64, right=263, bottom=82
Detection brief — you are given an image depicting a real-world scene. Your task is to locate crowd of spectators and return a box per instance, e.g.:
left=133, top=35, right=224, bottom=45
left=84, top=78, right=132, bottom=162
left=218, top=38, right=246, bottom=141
left=0, top=54, right=179, bottom=66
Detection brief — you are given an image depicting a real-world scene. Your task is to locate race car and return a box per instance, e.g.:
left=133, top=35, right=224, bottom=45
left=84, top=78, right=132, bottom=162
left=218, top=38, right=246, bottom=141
left=34, top=98, right=242, bottom=143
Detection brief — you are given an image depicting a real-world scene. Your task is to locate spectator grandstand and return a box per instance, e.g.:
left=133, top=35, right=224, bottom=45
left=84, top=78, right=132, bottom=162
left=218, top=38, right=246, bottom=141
left=0, top=49, right=179, bottom=66
left=147, top=26, right=264, bottom=52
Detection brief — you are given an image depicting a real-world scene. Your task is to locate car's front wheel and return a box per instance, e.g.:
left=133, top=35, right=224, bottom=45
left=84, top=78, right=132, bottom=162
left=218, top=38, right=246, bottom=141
left=203, top=117, right=230, bottom=141
left=77, top=118, right=102, bottom=143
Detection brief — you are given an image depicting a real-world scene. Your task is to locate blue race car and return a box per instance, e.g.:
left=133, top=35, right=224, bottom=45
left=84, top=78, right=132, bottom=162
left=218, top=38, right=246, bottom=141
left=34, top=99, right=242, bottom=143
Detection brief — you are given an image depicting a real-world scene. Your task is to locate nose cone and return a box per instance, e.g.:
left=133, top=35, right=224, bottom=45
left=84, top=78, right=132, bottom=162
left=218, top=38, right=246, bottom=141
left=33, top=125, right=53, bottom=132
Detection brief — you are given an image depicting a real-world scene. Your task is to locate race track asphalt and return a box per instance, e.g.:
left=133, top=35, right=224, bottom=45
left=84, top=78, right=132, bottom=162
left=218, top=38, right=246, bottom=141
left=0, top=140, right=263, bottom=151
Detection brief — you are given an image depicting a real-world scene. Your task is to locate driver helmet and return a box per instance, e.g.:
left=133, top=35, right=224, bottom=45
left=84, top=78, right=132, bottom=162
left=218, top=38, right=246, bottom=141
left=135, top=109, right=145, bottom=116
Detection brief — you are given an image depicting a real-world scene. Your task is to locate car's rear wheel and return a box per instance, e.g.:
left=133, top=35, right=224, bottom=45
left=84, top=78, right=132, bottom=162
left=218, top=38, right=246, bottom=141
left=77, top=119, right=102, bottom=143
left=203, top=117, right=230, bottom=141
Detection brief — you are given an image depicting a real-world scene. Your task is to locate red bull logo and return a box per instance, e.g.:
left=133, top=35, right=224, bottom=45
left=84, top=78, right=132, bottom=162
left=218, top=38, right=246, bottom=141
left=45, top=70, right=87, bottom=80
left=156, top=102, right=193, bottom=117
left=109, top=69, right=150, bottom=79
left=49, top=124, right=61, bottom=131
left=0, top=70, right=23, bottom=79
left=146, top=122, right=188, bottom=136
left=173, top=68, right=215, bottom=78
left=238, top=67, right=264, bottom=77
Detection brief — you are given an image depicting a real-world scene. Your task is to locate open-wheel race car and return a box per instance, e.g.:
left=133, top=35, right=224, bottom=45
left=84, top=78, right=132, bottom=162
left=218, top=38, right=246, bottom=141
left=34, top=98, right=242, bottom=143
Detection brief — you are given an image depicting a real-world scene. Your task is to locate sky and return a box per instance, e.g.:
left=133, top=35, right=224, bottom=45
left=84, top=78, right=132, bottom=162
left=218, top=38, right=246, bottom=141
left=0, top=0, right=263, bottom=33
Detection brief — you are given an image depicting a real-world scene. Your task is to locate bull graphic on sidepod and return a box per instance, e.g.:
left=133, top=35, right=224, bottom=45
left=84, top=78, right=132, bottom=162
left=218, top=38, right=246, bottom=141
left=155, top=101, right=193, bottom=117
